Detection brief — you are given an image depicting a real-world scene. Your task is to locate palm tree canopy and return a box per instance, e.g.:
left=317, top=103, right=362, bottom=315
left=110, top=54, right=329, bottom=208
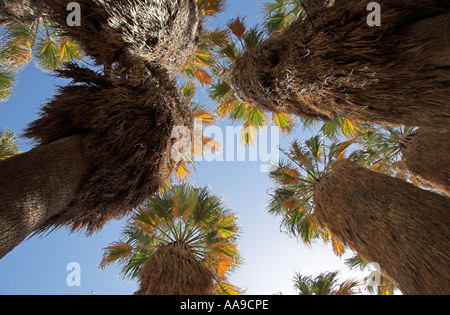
left=268, top=135, right=353, bottom=255
left=293, top=270, right=360, bottom=295
left=0, top=129, right=20, bottom=160
left=100, top=184, right=241, bottom=295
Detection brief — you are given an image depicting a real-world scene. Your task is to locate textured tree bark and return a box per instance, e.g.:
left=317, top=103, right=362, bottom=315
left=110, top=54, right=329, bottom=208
left=406, top=12, right=450, bottom=67
left=315, top=160, right=450, bottom=295
left=231, top=0, right=450, bottom=130
left=0, top=136, right=90, bottom=259
left=401, top=129, right=450, bottom=196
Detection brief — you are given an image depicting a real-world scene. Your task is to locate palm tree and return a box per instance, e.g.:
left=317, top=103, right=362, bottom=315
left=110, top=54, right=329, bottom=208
left=37, top=0, right=202, bottom=73
left=260, top=0, right=361, bottom=140
left=100, top=184, right=241, bottom=295
left=292, top=271, right=360, bottom=295
left=350, top=125, right=449, bottom=196
left=399, top=129, right=450, bottom=196
left=208, top=16, right=296, bottom=145
left=0, top=0, right=201, bottom=259
left=315, top=159, right=450, bottom=295
left=232, top=0, right=450, bottom=130
left=269, top=136, right=450, bottom=294
left=0, top=129, right=20, bottom=160
left=268, top=135, right=352, bottom=256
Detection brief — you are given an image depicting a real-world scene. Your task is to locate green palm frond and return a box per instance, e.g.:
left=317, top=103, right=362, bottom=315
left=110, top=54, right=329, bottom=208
left=100, top=184, right=241, bottom=288
left=0, top=129, right=20, bottom=160
left=0, top=71, right=15, bottom=102
left=293, top=271, right=360, bottom=295
left=268, top=135, right=354, bottom=254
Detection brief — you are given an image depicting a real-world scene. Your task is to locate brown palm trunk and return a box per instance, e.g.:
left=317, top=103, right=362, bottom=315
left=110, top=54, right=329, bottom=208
left=232, top=0, right=450, bottom=130
left=406, top=12, right=450, bottom=67
left=400, top=129, right=450, bottom=196
left=0, top=136, right=90, bottom=259
left=135, top=241, right=214, bottom=295
left=314, top=160, right=450, bottom=295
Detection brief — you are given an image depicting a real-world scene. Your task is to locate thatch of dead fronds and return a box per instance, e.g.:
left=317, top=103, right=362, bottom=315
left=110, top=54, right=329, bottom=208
left=232, top=0, right=450, bottom=130
left=314, top=160, right=450, bottom=295
left=0, top=0, right=43, bottom=26
left=39, top=0, right=201, bottom=73
left=134, top=241, right=214, bottom=295
left=25, top=62, right=194, bottom=234
left=401, top=129, right=450, bottom=196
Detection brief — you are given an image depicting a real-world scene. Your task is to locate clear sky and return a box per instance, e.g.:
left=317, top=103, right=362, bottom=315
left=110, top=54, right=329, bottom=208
left=0, top=0, right=367, bottom=295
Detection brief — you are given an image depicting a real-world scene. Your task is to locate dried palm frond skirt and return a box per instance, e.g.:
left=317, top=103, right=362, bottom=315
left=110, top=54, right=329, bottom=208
left=25, top=63, right=194, bottom=234
left=135, top=242, right=214, bottom=295
left=232, top=0, right=450, bottom=130
left=0, top=0, right=43, bottom=25
left=39, top=0, right=201, bottom=73
left=314, top=160, right=450, bottom=295
left=400, top=129, right=450, bottom=196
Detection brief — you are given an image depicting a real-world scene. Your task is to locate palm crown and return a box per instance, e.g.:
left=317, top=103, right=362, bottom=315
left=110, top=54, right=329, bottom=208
left=100, top=184, right=241, bottom=295
left=268, top=135, right=353, bottom=255
left=293, top=270, right=360, bottom=295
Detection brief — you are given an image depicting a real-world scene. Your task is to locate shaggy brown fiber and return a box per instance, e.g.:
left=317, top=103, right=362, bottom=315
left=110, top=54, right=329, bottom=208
left=25, top=62, right=194, bottom=234
left=314, top=160, right=450, bottom=295
left=39, top=0, right=201, bottom=73
left=0, top=0, right=43, bottom=26
left=401, top=129, right=450, bottom=196
left=135, top=241, right=214, bottom=295
left=232, top=0, right=450, bottom=130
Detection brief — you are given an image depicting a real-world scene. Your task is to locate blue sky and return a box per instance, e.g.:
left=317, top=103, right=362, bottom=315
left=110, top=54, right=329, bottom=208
left=0, top=0, right=367, bottom=295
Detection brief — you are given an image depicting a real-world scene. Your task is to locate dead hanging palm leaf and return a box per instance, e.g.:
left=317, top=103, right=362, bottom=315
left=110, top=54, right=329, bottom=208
left=314, top=159, right=450, bottom=295
left=0, top=0, right=43, bottom=26
left=39, top=0, right=201, bottom=73
left=232, top=0, right=450, bottom=130
left=400, top=129, right=450, bottom=196
left=25, top=62, right=194, bottom=234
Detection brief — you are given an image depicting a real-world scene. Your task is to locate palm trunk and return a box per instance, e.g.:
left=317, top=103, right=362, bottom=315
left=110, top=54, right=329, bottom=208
left=135, top=242, right=214, bottom=295
left=314, top=160, right=450, bottom=295
left=406, top=12, right=450, bottom=67
left=400, top=129, right=450, bottom=196
left=0, top=136, right=90, bottom=259
left=231, top=0, right=450, bottom=130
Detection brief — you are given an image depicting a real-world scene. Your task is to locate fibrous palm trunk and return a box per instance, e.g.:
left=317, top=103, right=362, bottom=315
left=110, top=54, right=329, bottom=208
left=0, top=136, right=90, bottom=259
left=0, top=0, right=198, bottom=258
left=314, top=160, right=450, bottom=295
left=232, top=0, right=450, bottom=130
left=400, top=129, right=450, bottom=196
left=135, top=241, right=214, bottom=295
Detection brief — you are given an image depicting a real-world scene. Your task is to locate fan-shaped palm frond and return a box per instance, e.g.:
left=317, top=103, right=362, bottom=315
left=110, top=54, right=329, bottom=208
left=268, top=135, right=354, bottom=255
left=100, top=184, right=241, bottom=295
